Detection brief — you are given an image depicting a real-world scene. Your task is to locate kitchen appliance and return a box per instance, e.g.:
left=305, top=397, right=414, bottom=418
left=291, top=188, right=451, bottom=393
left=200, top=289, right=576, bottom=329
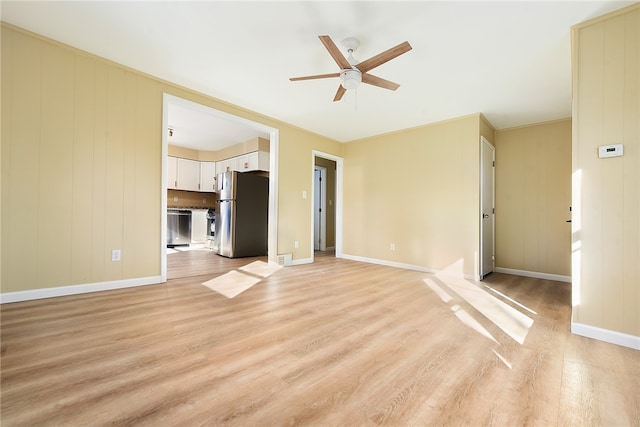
left=167, top=209, right=192, bottom=247
left=214, top=171, right=269, bottom=258
left=206, top=208, right=216, bottom=249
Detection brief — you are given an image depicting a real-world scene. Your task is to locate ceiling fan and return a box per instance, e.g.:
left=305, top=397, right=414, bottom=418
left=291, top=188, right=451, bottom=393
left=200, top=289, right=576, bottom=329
left=290, top=35, right=412, bottom=102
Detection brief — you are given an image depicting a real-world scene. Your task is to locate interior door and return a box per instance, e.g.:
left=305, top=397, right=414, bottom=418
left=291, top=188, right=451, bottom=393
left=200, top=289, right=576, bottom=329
left=480, top=137, right=495, bottom=279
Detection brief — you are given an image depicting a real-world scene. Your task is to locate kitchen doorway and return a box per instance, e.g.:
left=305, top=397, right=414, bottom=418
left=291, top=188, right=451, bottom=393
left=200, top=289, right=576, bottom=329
left=161, top=94, right=279, bottom=281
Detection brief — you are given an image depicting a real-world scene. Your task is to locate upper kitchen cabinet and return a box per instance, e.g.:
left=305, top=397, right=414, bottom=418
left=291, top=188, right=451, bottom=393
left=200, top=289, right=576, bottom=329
left=200, top=161, right=216, bottom=193
left=167, top=156, right=178, bottom=189
left=178, top=158, right=201, bottom=191
left=217, top=157, right=239, bottom=174
left=238, top=151, right=270, bottom=172
left=218, top=150, right=270, bottom=174
left=167, top=156, right=201, bottom=191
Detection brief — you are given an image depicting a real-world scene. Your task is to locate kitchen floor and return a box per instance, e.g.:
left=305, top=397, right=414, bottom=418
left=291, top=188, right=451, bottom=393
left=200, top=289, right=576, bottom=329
left=167, top=244, right=267, bottom=280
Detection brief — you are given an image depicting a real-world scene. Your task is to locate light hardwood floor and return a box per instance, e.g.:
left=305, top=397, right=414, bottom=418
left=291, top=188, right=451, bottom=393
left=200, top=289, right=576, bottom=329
left=1, top=250, right=638, bottom=426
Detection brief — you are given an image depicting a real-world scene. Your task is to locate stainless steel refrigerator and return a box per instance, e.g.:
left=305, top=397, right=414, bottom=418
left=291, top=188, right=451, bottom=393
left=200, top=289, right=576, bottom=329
left=214, top=171, right=269, bottom=258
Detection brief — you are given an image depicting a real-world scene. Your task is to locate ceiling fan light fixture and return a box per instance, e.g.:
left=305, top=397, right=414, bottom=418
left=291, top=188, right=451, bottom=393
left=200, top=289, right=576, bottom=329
left=341, top=69, right=361, bottom=90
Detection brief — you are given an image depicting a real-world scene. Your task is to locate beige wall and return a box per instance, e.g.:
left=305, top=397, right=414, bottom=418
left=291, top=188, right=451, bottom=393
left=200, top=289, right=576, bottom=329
left=0, top=23, right=342, bottom=294
left=495, top=119, right=572, bottom=277
left=343, top=115, right=481, bottom=278
left=572, top=4, right=639, bottom=337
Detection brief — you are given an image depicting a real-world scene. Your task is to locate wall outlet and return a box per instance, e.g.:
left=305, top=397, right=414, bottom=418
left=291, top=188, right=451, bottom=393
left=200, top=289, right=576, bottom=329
left=302, top=190, right=307, bottom=199
left=294, top=240, right=299, bottom=249
left=111, top=249, right=121, bottom=262
left=390, top=243, right=396, bottom=251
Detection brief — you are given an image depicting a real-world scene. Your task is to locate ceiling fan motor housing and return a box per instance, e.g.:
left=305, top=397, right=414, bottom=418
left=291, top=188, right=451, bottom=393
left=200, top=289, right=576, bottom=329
left=341, top=69, right=362, bottom=90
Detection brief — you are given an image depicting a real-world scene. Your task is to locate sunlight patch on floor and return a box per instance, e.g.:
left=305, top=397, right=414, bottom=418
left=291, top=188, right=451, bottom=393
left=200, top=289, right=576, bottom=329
left=429, top=258, right=534, bottom=345
left=202, top=261, right=282, bottom=298
left=239, top=261, right=282, bottom=278
left=202, top=270, right=261, bottom=298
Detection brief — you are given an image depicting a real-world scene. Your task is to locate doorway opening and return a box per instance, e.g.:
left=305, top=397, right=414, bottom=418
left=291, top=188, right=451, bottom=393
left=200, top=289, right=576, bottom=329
left=480, top=136, right=495, bottom=280
left=313, top=165, right=328, bottom=251
left=311, top=151, right=343, bottom=261
left=161, top=93, right=279, bottom=281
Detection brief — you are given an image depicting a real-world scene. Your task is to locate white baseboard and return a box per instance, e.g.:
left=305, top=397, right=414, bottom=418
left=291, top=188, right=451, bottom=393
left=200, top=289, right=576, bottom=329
left=494, top=267, right=571, bottom=283
left=0, top=276, right=163, bottom=304
left=342, top=253, right=437, bottom=273
left=572, top=322, right=640, bottom=350
left=291, top=257, right=313, bottom=266
left=340, top=253, right=478, bottom=280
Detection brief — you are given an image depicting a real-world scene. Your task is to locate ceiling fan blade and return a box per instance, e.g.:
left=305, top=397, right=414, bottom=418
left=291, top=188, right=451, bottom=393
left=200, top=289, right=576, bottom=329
left=355, top=41, right=412, bottom=74
left=319, top=35, right=352, bottom=70
left=362, top=73, right=400, bottom=91
left=290, top=72, right=340, bottom=81
left=333, top=85, right=347, bottom=102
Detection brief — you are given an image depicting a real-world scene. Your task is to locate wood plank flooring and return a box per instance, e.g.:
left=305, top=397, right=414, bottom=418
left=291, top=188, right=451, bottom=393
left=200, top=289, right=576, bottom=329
left=1, top=250, right=639, bottom=426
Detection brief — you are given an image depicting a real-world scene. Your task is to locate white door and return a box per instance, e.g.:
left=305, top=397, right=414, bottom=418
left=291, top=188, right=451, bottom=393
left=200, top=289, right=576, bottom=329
left=313, top=166, right=327, bottom=251
left=480, top=137, right=495, bottom=279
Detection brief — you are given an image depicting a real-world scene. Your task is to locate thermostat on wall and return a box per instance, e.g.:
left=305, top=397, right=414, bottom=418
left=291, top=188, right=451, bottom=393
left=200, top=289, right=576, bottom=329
left=598, top=144, right=623, bottom=158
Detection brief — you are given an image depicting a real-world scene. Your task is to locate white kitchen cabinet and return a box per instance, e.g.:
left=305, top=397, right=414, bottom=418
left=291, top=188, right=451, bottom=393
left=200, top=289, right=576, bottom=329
left=168, top=156, right=201, bottom=191
left=200, top=161, right=216, bottom=193
left=167, top=156, right=179, bottom=189
left=220, top=151, right=270, bottom=174
left=167, top=157, right=202, bottom=191
left=257, top=151, right=270, bottom=171
left=177, top=158, right=200, bottom=191
left=244, top=151, right=269, bottom=171
left=190, top=209, right=208, bottom=244
left=217, top=157, right=239, bottom=174
left=237, top=152, right=258, bottom=171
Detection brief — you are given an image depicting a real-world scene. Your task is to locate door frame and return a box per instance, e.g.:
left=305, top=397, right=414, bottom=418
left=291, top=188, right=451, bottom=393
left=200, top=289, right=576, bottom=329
left=161, top=93, right=279, bottom=281
left=313, top=166, right=327, bottom=251
left=310, top=150, right=343, bottom=261
left=480, top=136, right=496, bottom=280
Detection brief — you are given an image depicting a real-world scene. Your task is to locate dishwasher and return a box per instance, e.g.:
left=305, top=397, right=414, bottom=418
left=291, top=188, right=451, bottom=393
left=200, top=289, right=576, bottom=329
left=167, top=209, right=192, bottom=247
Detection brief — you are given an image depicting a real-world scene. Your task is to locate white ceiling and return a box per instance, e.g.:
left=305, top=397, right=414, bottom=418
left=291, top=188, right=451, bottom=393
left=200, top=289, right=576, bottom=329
left=1, top=1, right=635, bottom=147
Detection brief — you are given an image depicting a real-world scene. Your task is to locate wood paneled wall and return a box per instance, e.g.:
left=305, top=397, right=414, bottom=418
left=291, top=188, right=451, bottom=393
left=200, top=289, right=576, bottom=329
left=572, top=4, right=639, bottom=338
left=1, top=27, right=162, bottom=292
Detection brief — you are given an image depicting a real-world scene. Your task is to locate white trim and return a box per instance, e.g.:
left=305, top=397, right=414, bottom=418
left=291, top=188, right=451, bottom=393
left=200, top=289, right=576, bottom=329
left=291, top=257, right=313, bottom=266
left=0, top=276, right=162, bottom=304
left=494, top=267, right=571, bottom=283
left=572, top=322, right=640, bottom=350
left=342, top=253, right=436, bottom=273
left=341, top=253, right=477, bottom=281
left=267, top=129, right=279, bottom=264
